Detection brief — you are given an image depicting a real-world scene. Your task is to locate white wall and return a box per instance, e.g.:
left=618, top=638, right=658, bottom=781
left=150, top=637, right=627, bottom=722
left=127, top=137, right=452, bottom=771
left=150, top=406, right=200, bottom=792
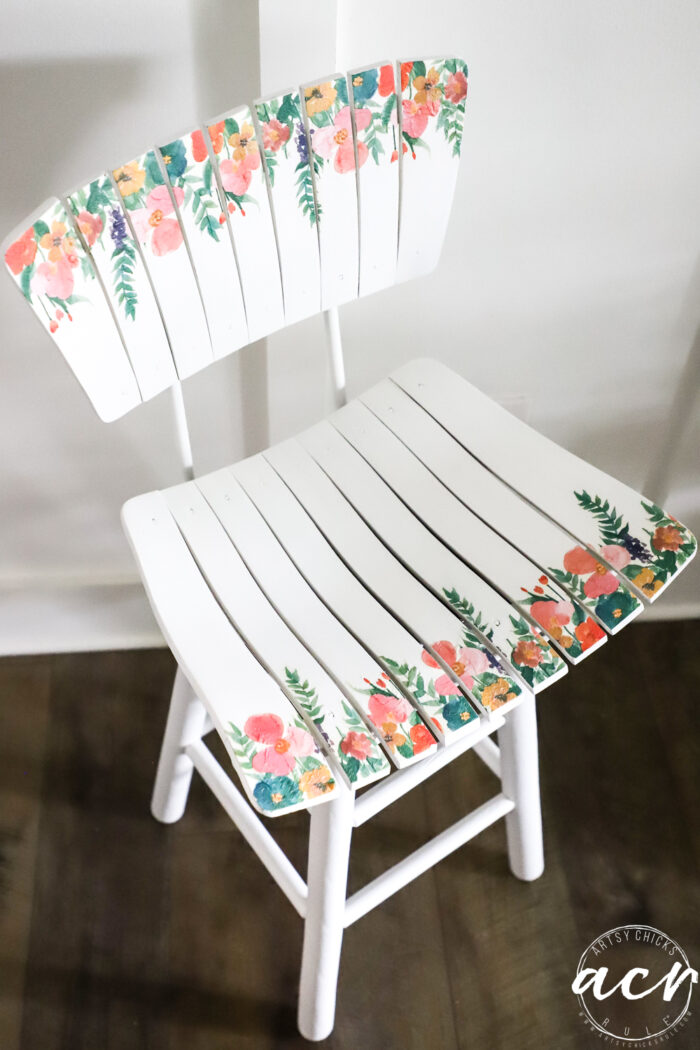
left=1, top=0, right=698, bottom=653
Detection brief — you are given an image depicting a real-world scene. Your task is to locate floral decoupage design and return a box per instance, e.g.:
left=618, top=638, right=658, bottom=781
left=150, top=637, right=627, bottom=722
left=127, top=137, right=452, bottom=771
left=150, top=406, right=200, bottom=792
left=378, top=632, right=522, bottom=739
left=255, top=92, right=318, bottom=226
left=443, top=588, right=564, bottom=691
left=574, top=491, right=697, bottom=599
left=113, top=152, right=190, bottom=257
left=400, top=58, right=468, bottom=160
left=228, top=710, right=335, bottom=815
left=284, top=668, right=389, bottom=785
left=67, top=177, right=144, bottom=323
left=349, top=64, right=400, bottom=165
left=205, top=111, right=261, bottom=218
left=354, top=670, right=438, bottom=758
left=4, top=200, right=101, bottom=333
left=157, top=131, right=227, bottom=241
left=519, top=573, right=606, bottom=658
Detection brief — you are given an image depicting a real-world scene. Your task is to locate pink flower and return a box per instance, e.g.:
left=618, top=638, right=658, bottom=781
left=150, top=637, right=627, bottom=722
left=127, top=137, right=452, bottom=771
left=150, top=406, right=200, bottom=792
left=312, top=106, right=370, bottom=173
left=600, top=544, right=632, bottom=570
left=445, top=71, right=468, bottom=105
left=421, top=640, right=489, bottom=695
left=262, top=119, right=290, bottom=152
left=130, top=185, right=184, bottom=256
left=75, top=209, right=103, bottom=247
left=244, top=712, right=315, bottom=776
left=401, top=99, right=429, bottom=139
left=341, top=731, right=372, bottom=761
left=530, top=600, right=575, bottom=632
left=563, top=544, right=623, bottom=599
left=368, top=692, right=412, bottom=728
left=32, top=257, right=75, bottom=300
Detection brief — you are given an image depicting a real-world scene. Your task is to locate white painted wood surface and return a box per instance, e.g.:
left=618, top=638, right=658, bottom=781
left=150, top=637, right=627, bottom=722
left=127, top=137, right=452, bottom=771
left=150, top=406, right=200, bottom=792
left=164, top=481, right=390, bottom=788
left=195, top=469, right=438, bottom=767
left=2, top=199, right=141, bottom=421
left=121, top=489, right=337, bottom=817
left=393, top=358, right=698, bottom=604
left=300, top=420, right=568, bottom=693
left=66, top=176, right=177, bottom=402
left=302, top=74, right=360, bottom=307
left=208, top=106, right=285, bottom=343
left=255, top=90, right=321, bottom=325
left=265, top=439, right=528, bottom=718
left=156, top=129, right=249, bottom=359
left=330, top=397, right=607, bottom=664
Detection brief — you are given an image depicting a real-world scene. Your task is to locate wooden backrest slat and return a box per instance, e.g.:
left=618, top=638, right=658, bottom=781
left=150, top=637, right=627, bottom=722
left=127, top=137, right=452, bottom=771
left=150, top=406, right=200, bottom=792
left=4, top=55, right=468, bottom=420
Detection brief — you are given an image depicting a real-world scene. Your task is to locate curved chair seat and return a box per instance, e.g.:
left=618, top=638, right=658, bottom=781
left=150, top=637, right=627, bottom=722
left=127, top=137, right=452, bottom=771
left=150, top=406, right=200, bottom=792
left=122, top=356, right=696, bottom=817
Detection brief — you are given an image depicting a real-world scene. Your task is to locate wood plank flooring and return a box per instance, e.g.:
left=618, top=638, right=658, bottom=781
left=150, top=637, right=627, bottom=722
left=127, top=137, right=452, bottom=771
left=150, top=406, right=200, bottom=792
left=1, top=621, right=698, bottom=1049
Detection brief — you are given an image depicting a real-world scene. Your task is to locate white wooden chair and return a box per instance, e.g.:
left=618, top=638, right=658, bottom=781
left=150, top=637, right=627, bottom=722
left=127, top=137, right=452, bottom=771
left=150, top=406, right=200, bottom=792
left=4, top=56, right=696, bottom=1041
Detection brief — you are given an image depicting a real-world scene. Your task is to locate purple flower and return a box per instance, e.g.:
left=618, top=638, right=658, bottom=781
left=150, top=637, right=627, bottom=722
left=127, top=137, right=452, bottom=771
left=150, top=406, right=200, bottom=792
left=109, top=208, right=128, bottom=251
left=295, top=121, right=310, bottom=164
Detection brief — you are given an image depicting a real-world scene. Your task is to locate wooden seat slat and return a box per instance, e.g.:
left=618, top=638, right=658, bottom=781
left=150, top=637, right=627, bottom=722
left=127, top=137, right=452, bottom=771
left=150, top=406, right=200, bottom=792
left=121, top=491, right=337, bottom=817
left=392, top=358, right=698, bottom=604
left=164, top=482, right=390, bottom=788
left=195, top=469, right=438, bottom=768
left=300, top=420, right=567, bottom=693
left=362, top=380, right=643, bottom=635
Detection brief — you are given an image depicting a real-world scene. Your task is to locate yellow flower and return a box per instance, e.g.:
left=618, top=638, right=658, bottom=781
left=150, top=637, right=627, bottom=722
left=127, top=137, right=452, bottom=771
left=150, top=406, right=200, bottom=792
left=481, top=678, right=517, bottom=711
left=632, top=567, right=664, bottom=596
left=304, top=81, right=337, bottom=115
left=298, top=765, right=335, bottom=799
left=413, top=66, right=442, bottom=105
left=113, top=162, right=146, bottom=198
left=228, top=122, right=258, bottom=163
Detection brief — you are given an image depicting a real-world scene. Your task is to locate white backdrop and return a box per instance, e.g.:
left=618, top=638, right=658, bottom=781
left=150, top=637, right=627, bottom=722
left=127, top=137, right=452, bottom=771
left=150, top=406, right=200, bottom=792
left=1, top=0, right=698, bottom=653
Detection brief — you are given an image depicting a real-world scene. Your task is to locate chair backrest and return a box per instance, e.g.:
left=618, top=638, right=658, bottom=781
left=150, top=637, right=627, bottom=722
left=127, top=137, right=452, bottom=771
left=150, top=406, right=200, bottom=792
left=3, top=57, right=468, bottom=422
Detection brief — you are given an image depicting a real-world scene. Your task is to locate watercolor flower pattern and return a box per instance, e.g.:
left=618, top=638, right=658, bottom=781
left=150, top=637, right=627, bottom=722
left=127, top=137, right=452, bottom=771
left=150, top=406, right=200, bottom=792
left=283, top=667, right=388, bottom=784
left=354, top=671, right=436, bottom=760
left=130, top=185, right=184, bottom=257
left=256, top=92, right=318, bottom=225
left=313, top=106, right=371, bottom=173
left=228, top=712, right=335, bottom=814
left=400, top=58, right=469, bottom=159
left=574, top=491, right=697, bottom=599
left=349, top=64, right=400, bottom=168
left=519, top=571, right=605, bottom=659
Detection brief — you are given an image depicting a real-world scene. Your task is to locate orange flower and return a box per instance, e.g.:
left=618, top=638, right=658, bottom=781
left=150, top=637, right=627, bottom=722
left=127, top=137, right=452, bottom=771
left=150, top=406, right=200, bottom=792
left=304, top=81, right=337, bottom=115
left=410, top=723, right=434, bottom=755
left=381, top=721, right=407, bottom=750
left=512, top=638, right=545, bottom=668
left=4, top=227, right=36, bottom=274
left=113, top=162, right=146, bottom=198
left=652, top=525, right=682, bottom=552
left=298, top=765, right=334, bottom=798
left=574, top=618, right=605, bottom=651
left=413, top=66, right=442, bottom=105
left=191, top=129, right=208, bottom=163
left=632, top=567, right=663, bottom=596
left=208, top=121, right=225, bottom=154
left=39, top=221, right=77, bottom=264
left=378, top=64, right=395, bottom=97
left=481, top=678, right=517, bottom=710
left=400, top=62, right=414, bottom=92
left=228, top=122, right=258, bottom=163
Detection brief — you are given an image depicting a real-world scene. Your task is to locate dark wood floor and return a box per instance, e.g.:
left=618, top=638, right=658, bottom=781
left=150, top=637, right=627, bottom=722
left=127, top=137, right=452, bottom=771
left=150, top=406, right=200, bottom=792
left=1, top=621, right=698, bottom=1049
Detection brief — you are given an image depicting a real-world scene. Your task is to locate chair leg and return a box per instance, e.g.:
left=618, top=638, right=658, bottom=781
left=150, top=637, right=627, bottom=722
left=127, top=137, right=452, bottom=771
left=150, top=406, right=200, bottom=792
left=498, top=694, right=545, bottom=881
left=151, top=666, right=208, bottom=824
left=297, top=785, right=354, bottom=1041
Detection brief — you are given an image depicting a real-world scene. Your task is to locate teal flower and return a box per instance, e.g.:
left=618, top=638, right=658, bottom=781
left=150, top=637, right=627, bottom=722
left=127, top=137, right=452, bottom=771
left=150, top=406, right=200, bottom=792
left=351, top=68, right=379, bottom=103
left=158, top=139, right=188, bottom=180
left=442, top=696, right=475, bottom=731
left=594, top=588, right=640, bottom=629
left=253, top=774, right=301, bottom=812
